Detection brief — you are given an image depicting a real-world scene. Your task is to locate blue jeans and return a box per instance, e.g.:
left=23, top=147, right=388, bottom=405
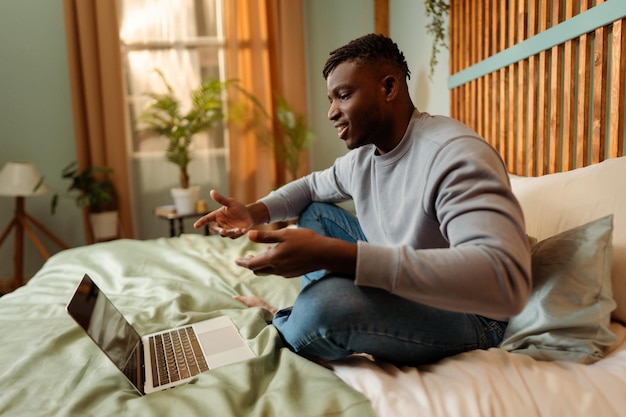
left=272, top=202, right=508, bottom=366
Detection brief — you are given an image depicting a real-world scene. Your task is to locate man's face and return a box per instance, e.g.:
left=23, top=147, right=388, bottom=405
left=326, top=61, right=386, bottom=150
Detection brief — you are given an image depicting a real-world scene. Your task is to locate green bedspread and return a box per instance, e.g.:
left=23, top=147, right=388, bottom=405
left=0, top=234, right=374, bottom=417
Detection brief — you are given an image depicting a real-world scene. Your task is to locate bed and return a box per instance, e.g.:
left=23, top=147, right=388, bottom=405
left=1, top=155, right=625, bottom=417
left=3, top=2, right=626, bottom=416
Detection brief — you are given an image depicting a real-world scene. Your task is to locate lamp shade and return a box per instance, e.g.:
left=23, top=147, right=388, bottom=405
left=0, top=162, right=50, bottom=197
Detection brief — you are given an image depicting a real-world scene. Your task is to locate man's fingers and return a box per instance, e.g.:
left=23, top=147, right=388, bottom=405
left=235, top=253, right=272, bottom=272
left=246, top=229, right=284, bottom=244
left=193, top=212, right=216, bottom=229
left=209, top=189, right=230, bottom=206
left=212, top=226, right=247, bottom=238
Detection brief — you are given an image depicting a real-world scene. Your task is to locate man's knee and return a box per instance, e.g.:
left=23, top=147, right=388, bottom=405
left=280, top=277, right=367, bottom=334
left=297, top=203, right=364, bottom=244
left=273, top=278, right=358, bottom=359
left=297, top=202, right=335, bottom=227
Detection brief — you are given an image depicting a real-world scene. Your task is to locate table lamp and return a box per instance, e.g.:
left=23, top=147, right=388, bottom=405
left=0, top=161, right=68, bottom=291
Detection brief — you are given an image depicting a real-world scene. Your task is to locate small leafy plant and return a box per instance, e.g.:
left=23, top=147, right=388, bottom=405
left=51, top=162, right=117, bottom=214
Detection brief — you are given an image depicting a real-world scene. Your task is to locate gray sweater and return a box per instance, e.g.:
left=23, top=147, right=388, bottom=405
left=260, top=110, right=531, bottom=321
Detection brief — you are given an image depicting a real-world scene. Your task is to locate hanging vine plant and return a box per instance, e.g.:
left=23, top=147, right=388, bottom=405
left=424, top=0, right=450, bottom=77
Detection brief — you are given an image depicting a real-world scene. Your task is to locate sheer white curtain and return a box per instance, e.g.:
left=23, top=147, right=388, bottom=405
left=119, top=0, right=204, bottom=130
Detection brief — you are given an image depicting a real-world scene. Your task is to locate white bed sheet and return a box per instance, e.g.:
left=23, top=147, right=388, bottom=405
left=333, top=322, right=626, bottom=417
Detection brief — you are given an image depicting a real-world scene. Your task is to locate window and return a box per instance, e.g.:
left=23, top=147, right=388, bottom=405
left=117, top=0, right=228, bottom=239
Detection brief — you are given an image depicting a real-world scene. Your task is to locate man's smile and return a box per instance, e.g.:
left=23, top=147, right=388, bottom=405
left=334, top=122, right=348, bottom=139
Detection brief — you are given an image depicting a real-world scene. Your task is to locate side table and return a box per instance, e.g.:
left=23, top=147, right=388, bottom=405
left=154, top=206, right=209, bottom=237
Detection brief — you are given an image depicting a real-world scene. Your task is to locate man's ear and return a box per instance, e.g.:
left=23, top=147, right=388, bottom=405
left=382, top=75, right=398, bottom=101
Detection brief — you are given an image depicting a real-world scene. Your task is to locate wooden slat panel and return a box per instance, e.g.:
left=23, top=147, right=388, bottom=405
left=471, top=0, right=477, bottom=66
left=472, top=2, right=478, bottom=130
left=536, top=0, right=550, bottom=175
left=469, top=79, right=476, bottom=131
left=516, top=0, right=527, bottom=174
left=461, top=84, right=472, bottom=130
left=476, top=0, right=485, bottom=141
left=491, top=0, right=500, bottom=57
left=498, top=0, right=507, bottom=157
left=548, top=0, right=563, bottom=173
left=610, top=18, right=626, bottom=157
left=560, top=0, right=576, bottom=171
left=461, top=2, right=472, bottom=69
left=592, top=0, right=608, bottom=164
left=477, top=76, right=484, bottom=137
left=498, top=67, right=506, bottom=156
left=506, top=0, right=517, bottom=169
left=576, top=0, right=592, bottom=167
left=479, top=0, right=489, bottom=145
left=481, top=0, right=489, bottom=62
left=449, top=0, right=624, bottom=176
left=483, top=0, right=495, bottom=153
left=527, top=0, right=538, bottom=176
left=483, top=72, right=491, bottom=149
left=489, top=68, right=496, bottom=151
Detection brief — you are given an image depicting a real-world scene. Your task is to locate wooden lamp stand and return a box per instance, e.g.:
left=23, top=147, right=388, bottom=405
left=0, top=196, right=68, bottom=291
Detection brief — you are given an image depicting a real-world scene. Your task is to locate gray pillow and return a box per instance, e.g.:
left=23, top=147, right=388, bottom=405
left=499, top=215, right=616, bottom=363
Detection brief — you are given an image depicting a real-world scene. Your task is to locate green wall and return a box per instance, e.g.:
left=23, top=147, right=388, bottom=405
left=0, top=0, right=84, bottom=283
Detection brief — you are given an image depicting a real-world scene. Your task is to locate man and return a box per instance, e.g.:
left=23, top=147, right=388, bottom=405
left=194, top=34, right=531, bottom=366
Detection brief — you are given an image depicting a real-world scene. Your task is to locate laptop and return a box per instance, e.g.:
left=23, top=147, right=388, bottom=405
left=66, top=274, right=256, bottom=395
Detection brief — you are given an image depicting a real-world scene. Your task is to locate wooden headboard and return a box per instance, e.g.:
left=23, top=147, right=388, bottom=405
left=449, top=0, right=625, bottom=176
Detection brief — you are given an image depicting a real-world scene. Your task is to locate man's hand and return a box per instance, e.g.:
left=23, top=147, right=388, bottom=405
left=235, top=228, right=357, bottom=278
left=236, top=228, right=324, bottom=277
left=193, top=190, right=255, bottom=238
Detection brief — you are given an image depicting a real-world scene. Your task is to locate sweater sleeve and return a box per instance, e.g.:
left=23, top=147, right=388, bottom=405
left=258, top=154, right=354, bottom=223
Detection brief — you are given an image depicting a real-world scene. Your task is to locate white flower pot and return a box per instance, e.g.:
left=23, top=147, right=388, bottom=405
left=89, top=211, right=119, bottom=241
left=171, top=186, right=200, bottom=215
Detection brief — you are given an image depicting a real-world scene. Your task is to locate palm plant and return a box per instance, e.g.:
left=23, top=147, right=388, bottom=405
left=138, top=70, right=233, bottom=189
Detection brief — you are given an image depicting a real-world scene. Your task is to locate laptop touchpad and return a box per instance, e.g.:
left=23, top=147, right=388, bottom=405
left=198, top=326, right=246, bottom=356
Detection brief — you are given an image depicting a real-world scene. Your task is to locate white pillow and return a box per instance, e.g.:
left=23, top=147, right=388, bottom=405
left=510, top=156, right=626, bottom=324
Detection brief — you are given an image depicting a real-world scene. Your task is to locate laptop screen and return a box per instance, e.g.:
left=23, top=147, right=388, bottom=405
left=67, top=274, right=143, bottom=392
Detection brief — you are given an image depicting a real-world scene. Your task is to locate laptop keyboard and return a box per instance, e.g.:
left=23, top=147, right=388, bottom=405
left=149, top=326, right=209, bottom=387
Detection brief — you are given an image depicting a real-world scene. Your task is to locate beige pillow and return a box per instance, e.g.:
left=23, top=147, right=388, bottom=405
left=510, top=156, right=626, bottom=324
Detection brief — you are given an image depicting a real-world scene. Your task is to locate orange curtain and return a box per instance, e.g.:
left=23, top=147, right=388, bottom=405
left=63, top=0, right=134, bottom=242
left=224, top=0, right=309, bottom=202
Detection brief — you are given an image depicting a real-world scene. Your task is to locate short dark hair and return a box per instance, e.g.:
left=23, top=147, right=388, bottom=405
left=322, top=33, right=411, bottom=80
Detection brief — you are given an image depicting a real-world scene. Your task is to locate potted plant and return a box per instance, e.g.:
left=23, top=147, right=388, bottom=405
left=272, top=96, right=316, bottom=183
left=255, top=95, right=315, bottom=186
left=137, top=69, right=265, bottom=215
left=51, top=161, right=119, bottom=241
